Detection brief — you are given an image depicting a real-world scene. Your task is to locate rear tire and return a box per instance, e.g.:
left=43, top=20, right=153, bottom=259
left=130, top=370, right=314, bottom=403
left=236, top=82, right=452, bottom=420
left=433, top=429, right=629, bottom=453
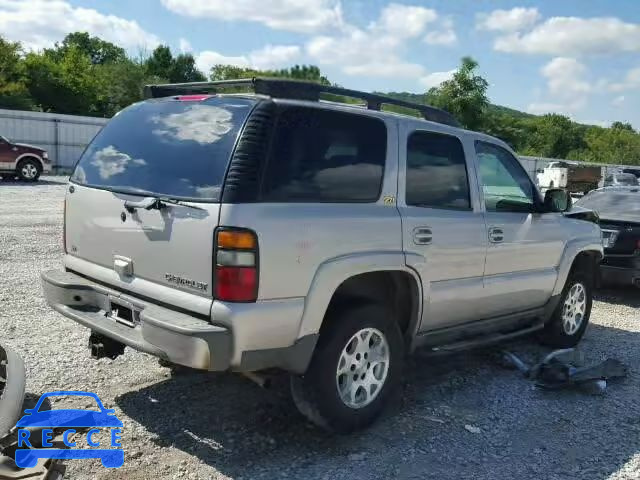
left=540, top=270, right=592, bottom=348
left=16, top=158, right=41, bottom=182
left=291, top=303, right=404, bottom=433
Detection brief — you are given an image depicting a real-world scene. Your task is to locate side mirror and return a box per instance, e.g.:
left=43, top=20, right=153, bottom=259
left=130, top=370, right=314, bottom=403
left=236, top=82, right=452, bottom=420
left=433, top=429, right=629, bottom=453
left=544, top=188, right=572, bottom=213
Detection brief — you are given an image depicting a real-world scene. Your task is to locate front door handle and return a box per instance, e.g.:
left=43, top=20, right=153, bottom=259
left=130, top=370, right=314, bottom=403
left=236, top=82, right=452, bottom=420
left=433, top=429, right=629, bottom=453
left=488, top=227, right=504, bottom=243
left=413, top=227, right=432, bottom=245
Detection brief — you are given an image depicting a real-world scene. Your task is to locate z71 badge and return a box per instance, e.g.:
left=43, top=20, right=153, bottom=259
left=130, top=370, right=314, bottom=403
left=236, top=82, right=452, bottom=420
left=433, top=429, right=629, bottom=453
left=165, top=273, right=208, bottom=292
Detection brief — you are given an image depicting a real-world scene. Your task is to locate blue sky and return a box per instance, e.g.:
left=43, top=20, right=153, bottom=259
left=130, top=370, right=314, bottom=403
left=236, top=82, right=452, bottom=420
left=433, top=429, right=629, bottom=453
left=1, top=0, right=639, bottom=127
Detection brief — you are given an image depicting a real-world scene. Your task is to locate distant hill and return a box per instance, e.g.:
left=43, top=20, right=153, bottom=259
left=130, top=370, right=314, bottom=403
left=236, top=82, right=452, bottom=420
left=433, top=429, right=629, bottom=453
left=379, top=90, right=537, bottom=121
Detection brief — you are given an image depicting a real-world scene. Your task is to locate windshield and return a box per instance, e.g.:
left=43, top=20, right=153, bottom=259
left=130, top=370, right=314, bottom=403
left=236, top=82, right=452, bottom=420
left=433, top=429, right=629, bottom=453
left=70, top=97, right=256, bottom=201
left=576, top=190, right=640, bottom=220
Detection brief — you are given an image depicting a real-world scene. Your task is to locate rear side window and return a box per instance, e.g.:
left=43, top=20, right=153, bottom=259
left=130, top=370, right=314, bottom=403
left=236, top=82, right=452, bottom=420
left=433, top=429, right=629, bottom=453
left=406, top=131, right=471, bottom=210
left=70, top=97, right=256, bottom=201
left=261, top=107, right=387, bottom=202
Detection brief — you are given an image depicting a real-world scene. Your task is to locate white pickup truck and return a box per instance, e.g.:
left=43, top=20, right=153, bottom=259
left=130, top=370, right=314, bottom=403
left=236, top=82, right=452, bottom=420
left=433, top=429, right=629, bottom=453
left=536, top=161, right=602, bottom=194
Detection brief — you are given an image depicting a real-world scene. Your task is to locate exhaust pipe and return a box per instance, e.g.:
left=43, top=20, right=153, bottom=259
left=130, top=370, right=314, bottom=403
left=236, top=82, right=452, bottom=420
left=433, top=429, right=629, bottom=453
left=88, top=332, right=125, bottom=360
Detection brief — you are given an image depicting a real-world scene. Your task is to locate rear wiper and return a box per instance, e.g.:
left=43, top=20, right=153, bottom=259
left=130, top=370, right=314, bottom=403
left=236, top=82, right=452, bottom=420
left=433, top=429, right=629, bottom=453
left=124, top=196, right=206, bottom=213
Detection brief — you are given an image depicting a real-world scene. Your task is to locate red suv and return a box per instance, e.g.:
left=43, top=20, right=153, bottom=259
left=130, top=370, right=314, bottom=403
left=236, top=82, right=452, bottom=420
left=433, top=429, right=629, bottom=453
left=0, top=135, right=51, bottom=181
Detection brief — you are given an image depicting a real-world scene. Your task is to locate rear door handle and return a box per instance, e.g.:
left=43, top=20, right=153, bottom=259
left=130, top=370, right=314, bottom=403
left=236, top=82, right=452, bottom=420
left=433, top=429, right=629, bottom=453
left=488, top=227, right=504, bottom=243
left=412, top=227, right=432, bottom=245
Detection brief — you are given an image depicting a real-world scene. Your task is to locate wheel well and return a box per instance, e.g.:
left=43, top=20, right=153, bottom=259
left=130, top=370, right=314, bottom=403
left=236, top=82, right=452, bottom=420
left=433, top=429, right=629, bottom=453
left=570, top=250, right=601, bottom=281
left=321, top=271, right=420, bottom=345
left=16, top=155, right=43, bottom=170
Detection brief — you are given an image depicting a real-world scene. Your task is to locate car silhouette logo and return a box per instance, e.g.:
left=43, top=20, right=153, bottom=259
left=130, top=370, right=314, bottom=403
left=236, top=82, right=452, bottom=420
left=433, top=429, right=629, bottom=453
left=14, top=391, right=124, bottom=468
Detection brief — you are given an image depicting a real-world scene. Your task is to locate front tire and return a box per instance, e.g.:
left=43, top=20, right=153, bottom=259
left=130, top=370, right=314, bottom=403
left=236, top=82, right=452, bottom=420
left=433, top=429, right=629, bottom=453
left=291, top=304, right=404, bottom=433
left=16, top=158, right=41, bottom=182
left=540, top=271, right=592, bottom=348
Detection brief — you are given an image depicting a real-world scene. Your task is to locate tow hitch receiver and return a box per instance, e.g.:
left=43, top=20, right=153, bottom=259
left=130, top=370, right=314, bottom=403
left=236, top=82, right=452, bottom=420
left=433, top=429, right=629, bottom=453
left=88, top=333, right=125, bottom=360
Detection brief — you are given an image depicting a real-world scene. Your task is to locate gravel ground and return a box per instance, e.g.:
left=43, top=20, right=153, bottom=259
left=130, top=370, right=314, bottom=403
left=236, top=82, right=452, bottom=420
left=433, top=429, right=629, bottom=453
left=1, top=176, right=639, bottom=480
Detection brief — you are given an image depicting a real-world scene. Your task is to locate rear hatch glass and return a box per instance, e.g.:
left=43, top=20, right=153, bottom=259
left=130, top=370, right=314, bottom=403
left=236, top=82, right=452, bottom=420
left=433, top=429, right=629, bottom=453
left=70, top=96, right=256, bottom=201
left=65, top=96, right=255, bottom=306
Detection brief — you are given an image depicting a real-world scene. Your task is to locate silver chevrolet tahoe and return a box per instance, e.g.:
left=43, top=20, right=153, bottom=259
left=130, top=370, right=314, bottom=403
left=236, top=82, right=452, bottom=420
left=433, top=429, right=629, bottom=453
left=42, top=78, right=603, bottom=432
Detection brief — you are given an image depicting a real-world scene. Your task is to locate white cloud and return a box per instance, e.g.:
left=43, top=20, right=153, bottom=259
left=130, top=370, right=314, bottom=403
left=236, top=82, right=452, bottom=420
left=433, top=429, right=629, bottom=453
left=419, top=69, right=456, bottom=89
left=476, top=7, right=541, bottom=32
left=527, top=57, right=592, bottom=115
left=250, top=45, right=301, bottom=70
left=161, top=0, right=344, bottom=33
left=307, top=3, right=449, bottom=78
left=608, top=67, right=640, bottom=92
left=494, top=16, right=640, bottom=56
left=375, top=4, right=437, bottom=39
left=612, top=95, right=625, bottom=107
left=0, top=0, right=160, bottom=51
left=152, top=105, right=234, bottom=144
left=179, top=38, right=192, bottom=53
left=542, top=57, right=591, bottom=97
left=195, top=44, right=301, bottom=74
left=424, top=18, right=457, bottom=46
left=195, top=51, right=250, bottom=73
left=307, top=27, right=425, bottom=78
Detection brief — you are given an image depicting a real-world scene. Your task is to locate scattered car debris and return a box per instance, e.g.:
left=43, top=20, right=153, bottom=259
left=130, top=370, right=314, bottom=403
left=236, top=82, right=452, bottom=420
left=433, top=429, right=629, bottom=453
left=464, top=425, right=481, bottom=434
left=502, top=348, right=627, bottom=393
left=0, top=342, right=66, bottom=479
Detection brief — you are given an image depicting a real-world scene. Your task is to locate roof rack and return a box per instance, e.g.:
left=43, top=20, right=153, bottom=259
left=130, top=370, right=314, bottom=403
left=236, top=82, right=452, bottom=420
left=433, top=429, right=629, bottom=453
left=144, top=77, right=461, bottom=127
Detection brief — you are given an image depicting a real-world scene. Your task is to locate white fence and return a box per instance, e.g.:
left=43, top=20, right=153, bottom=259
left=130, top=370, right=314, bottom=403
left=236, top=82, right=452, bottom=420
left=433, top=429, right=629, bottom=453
left=0, top=109, right=108, bottom=172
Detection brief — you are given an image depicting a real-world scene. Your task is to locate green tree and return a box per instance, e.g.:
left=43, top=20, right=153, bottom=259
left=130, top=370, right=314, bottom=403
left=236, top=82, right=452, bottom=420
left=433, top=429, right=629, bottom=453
left=24, top=45, right=101, bottom=115
left=94, top=59, right=151, bottom=117
left=611, top=121, right=635, bottom=133
left=210, top=64, right=260, bottom=80
left=210, top=63, right=329, bottom=84
left=426, top=56, right=489, bottom=130
left=47, top=32, right=126, bottom=65
left=521, top=114, right=586, bottom=159
left=482, top=113, right=527, bottom=150
left=170, top=53, right=206, bottom=82
left=145, top=45, right=174, bottom=79
left=144, top=45, right=205, bottom=82
left=581, top=127, right=640, bottom=165
left=0, top=37, right=33, bottom=109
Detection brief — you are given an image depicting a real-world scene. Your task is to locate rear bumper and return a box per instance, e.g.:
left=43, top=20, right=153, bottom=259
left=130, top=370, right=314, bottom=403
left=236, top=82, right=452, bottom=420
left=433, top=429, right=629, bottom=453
left=42, top=269, right=232, bottom=370
left=41, top=269, right=315, bottom=372
left=599, top=255, right=640, bottom=287
left=600, top=265, right=640, bottom=288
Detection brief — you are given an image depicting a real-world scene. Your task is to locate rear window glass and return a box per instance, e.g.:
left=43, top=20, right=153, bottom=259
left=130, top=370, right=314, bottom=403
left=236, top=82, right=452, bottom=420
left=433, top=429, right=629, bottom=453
left=70, top=97, right=256, bottom=201
left=261, top=107, right=387, bottom=202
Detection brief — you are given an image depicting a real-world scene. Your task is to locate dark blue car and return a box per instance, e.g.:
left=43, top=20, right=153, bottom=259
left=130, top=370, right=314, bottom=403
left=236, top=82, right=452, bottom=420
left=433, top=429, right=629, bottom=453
left=15, top=391, right=124, bottom=468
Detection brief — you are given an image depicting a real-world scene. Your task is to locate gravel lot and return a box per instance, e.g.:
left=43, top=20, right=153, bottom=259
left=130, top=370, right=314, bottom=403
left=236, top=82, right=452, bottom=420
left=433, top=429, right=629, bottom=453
left=1, top=176, right=639, bottom=480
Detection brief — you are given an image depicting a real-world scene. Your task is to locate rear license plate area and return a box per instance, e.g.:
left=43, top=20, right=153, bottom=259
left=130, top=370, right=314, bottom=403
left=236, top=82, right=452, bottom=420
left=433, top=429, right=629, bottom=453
left=107, top=299, right=140, bottom=328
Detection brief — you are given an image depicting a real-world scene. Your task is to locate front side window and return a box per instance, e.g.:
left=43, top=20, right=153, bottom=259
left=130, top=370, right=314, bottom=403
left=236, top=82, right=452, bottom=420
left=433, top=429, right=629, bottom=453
left=476, top=141, right=537, bottom=213
left=261, top=107, right=387, bottom=202
left=406, top=131, right=471, bottom=210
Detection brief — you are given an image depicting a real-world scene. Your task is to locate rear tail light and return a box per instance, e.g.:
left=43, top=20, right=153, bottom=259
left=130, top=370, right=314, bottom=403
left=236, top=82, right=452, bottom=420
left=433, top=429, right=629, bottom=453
left=214, top=228, right=258, bottom=302
left=62, top=196, right=67, bottom=253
